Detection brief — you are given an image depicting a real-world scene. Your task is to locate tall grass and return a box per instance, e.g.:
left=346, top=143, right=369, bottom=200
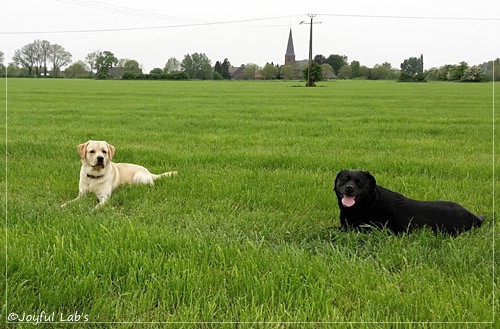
left=2, top=79, right=498, bottom=328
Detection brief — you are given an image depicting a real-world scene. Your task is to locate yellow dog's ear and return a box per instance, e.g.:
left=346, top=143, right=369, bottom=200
left=77, top=142, right=88, bottom=159
left=107, top=143, right=116, bottom=161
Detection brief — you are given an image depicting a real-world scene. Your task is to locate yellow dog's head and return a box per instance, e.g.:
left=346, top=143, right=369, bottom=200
left=77, top=140, right=116, bottom=169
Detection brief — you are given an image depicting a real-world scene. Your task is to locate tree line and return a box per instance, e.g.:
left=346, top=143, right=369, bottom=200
left=4, top=40, right=72, bottom=77
left=2, top=39, right=499, bottom=82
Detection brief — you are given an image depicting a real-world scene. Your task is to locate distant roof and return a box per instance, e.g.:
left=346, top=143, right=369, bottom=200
left=295, top=60, right=309, bottom=67
left=108, top=66, right=123, bottom=78
left=229, top=65, right=245, bottom=75
left=285, top=28, right=295, bottom=56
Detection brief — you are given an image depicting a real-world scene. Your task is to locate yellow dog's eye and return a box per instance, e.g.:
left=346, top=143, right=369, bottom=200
left=102, top=150, right=107, bottom=154
left=89, top=150, right=95, bottom=154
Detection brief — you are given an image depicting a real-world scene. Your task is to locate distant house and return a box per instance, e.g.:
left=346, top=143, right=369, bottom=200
left=229, top=64, right=264, bottom=80
left=253, top=71, right=263, bottom=80
left=107, top=67, right=124, bottom=79
left=229, top=65, right=246, bottom=80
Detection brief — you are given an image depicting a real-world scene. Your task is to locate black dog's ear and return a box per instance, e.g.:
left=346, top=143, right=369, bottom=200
left=363, top=171, right=377, bottom=190
left=334, top=170, right=346, bottom=192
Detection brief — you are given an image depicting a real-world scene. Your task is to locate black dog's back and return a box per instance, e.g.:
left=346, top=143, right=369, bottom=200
left=374, top=185, right=484, bottom=233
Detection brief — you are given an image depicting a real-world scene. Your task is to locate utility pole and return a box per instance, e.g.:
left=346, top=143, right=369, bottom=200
left=300, top=14, right=320, bottom=87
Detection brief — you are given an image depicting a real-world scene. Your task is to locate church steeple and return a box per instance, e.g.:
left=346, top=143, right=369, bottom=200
left=285, top=28, right=295, bottom=65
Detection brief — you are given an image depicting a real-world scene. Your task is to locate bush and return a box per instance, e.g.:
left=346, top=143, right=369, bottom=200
left=398, top=72, right=427, bottom=82
left=213, top=71, right=224, bottom=80
left=166, top=71, right=189, bottom=80
left=414, top=73, right=427, bottom=82
left=122, top=72, right=135, bottom=80
left=398, top=72, right=413, bottom=82
left=119, top=71, right=189, bottom=81
left=302, top=62, right=323, bottom=86
left=460, top=66, right=483, bottom=82
left=96, top=72, right=109, bottom=80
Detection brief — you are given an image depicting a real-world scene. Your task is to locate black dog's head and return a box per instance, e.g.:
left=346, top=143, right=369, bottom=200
left=334, top=170, right=377, bottom=208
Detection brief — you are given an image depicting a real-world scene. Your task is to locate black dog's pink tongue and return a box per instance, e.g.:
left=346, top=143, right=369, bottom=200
left=342, top=195, right=356, bottom=207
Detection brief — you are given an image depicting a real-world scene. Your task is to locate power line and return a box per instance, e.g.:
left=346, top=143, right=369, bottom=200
left=55, top=0, right=206, bottom=24
left=319, top=13, right=499, bottom=21
left=4, top=12, right=498, bottom=35
left=3, top=15, right=305, bottom=35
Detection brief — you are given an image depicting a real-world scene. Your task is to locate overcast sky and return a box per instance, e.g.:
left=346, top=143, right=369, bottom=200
left=2, top=0, right=499, bottom=72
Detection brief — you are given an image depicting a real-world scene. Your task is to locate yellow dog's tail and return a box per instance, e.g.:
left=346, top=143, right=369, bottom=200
left=153, top=171, right=178, bottom=180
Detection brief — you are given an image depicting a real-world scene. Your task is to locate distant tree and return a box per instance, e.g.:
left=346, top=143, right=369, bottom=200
left=7, top=63, right=28, bottom=77
left=243, top=64, right=259, bottom=80
left=0, top=51, right=4, bottom=75
left=436, top=64, right=455, bottom=81
left=213, top=59, right=231, bottom=79
left=13, top=40, right=70, bottom=77
left=359, top=65, right=371, bottom=79
left=85, top=50, right=102, bottom=74
left=148, top=67, right=164, bottom=80
left=480, top=58, right=500, bottom=81
left=326, top=54, right=348, bottom=74
left=150, top=68, right=163, bottom=75
left=95, top=51, right=118, bottom=78
left=35, top=40, right=52, bottom=76
left=214, top=61, right=222, bottom=76
left=430, top=64, right=454, bottom=81
left=49, top=44, right=72, bottom=77
left=121, top=59, right=142, bottom=77
left=274, top=64, right=282, bottom=79
left=221, top=58, right=231, bottom=79
left=400, top=57, right=422, bottom=76
left=337, top=64, right=352, bottom=79
left=181, top=54, right=194, bottom=79
left=461, top=65, right=483, bottom=82
left=424, top=67, right=441, bottom=81
left=448, top=61, right=469, bottom=81
left=350, top=60, right=361, bottom=78
left=213, top=71, right=224, bottom=80
left=164, top=57, right=181, bottom=74
left=13, top=43, right=38, bottom=76
left=262, top=62, right=279, bottom=80
left=399, top=56, right=426, bottom=82
left=427, top=61, right=491, bottom=81
left=371, top=62, right=396, bottom=80
left=181, top=53, right=213, bottom=79
left=280, top=65, right=295, bottom=80
left=65, top=60, right=90, bottom=78
left=314, top=54, right=327, bottom=65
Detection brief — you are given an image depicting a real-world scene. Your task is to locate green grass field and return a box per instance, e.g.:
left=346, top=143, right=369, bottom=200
left=2, top=79, right=499, bottom=328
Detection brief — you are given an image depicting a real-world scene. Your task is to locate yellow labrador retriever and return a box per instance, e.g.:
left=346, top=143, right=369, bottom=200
left=61, top=140, right=177, bottom=208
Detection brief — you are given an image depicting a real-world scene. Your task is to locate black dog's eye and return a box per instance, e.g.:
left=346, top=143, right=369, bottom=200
left=338, top=175, right=349, bottom=184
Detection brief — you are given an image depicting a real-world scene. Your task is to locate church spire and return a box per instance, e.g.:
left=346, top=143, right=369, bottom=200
left=285, top=28, right=295, bottom=65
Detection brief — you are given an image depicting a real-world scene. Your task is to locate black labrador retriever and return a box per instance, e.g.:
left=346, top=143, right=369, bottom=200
left=334, top=170, right=484, bottom=234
